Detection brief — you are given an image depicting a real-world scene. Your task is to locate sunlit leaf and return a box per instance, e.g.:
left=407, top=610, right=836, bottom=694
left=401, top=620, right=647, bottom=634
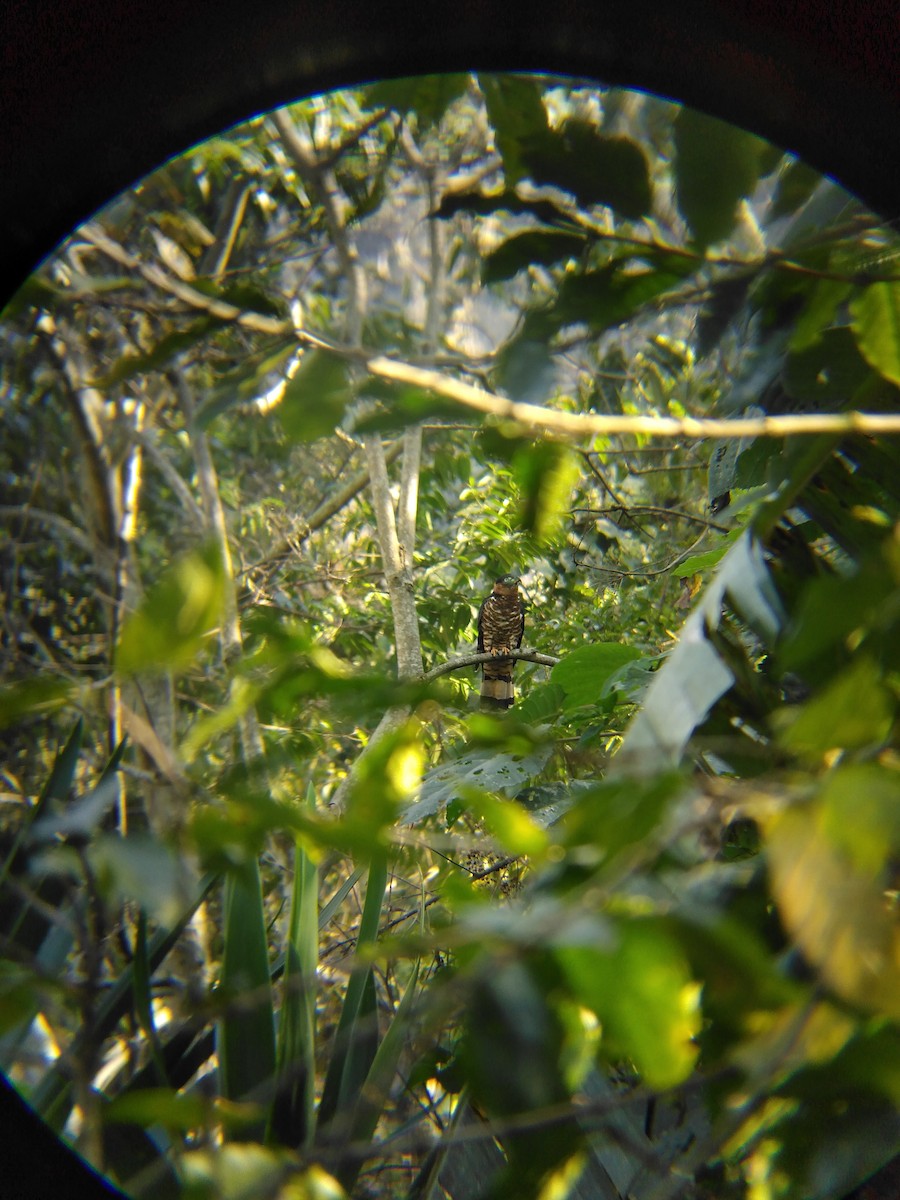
left=513, top=441, right=580, bottom=543
left=116, top=542, right=225, bottom=675
left=851, top=281, right=900, bottom=386
left=180, top=1145, right=346, bottom=1200
left=764, top=803, right=900, bottom=1018
left=555, top=918, right=701, bottom=1088
left=464, top=791, right=549, bottom=859
left=779, top=655, right=893, bottom=761
left=819, top=762, right=900, bottom=875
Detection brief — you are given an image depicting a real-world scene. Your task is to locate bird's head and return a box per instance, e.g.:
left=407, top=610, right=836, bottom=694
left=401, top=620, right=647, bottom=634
left=494, top=573, right=521, bottom=590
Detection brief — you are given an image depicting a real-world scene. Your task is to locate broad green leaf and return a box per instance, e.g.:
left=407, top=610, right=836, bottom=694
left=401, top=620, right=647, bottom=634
left=279, top=350, right=353, bottom=442
left=338, top=959, right=421, bottom=1193
left=555, top=919, right=701, bottom=1088
left=551, top=644, right=643, bottom=710
left=402, top=743, right=553, bottom=824
left=779, top=655, right=893, bottom=761
left=548, top=261, right=690, bottom=335
left=522, top=122, right=653, bottom=218
left=789, top=278, right=853, bottom=351
left=116, top=542, right=225, bottom=675
left=675, top=108, right=767, bottom=247
left=765, top=803, right=900, bottom=1019
left=672, top=530, right=742, bottom=577
left=512, top=441, right=580, bottom=543
left=464, top=791, right=549, bottom=859
left=783, top=326, right=871, bottom=404
left=819, top=763, right=900, bottom=876
left=104, top=1088, right=261, bottom=1134
left=851, top=281, right=900, bottom=386
left=218, top=861, right=277, bottom=1131
left=434, top=189, right=570, bottom=226
left=479, top=75, right=549, bottom=187
left=558, top=774, right=683, bottom=867
left=515, top=682, right=566, bottom=724
left=482, top=230, right=587, bottom=284
left=364, top=73, right=469, bottom=126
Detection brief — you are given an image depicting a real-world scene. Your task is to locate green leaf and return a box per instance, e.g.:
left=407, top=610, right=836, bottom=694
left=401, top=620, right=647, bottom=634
left=434, top=189, right=570, bottom=227
left=551, top=644, right=642, bottom=710
left=549, top=260, right=690, bottom=335
left=672, top=530, right=742, bottom=577
left=779, top=655, right=893, bottom=761
left=555, top=918, right=701, bottom=1088
left=783, top=326, right=871, bottom=404
left=675, top=107, right=767, bottom=247
left=482, top=230, right=587, bottom=284
left=764, top=802, right=900, bottom=1019
left=279, top=350, right=353, bottom=442
left=464, top=791, right=550, bottom=859
left=116, top=541, right=225, bottom=675
left=273, top=786, right=319, bottom=1149
left=789, top=278, right=852, bottom=352
left=522, top=122, right=653, bottom=218
left=479, top=75, right=550, bottom=187
left=851, top=281, right=900, bottom=386
left=218, top=861, right=277, bottom=1130
left=403, top=743, right=553, bottom=825
left=0, top=676, right=76, bottom=730
left=620, top=533, right=785, bottom=769
left=770, top=159, right=822, bottom=221
left=512, top=441, right=581, bottom=544
left=819, top=763, right=900, bottom=876
left=558, top=774, right=683, bottom=868
left=318, top=854, right=387, bottom=1132
left=364, top=74, right=469, bottom=127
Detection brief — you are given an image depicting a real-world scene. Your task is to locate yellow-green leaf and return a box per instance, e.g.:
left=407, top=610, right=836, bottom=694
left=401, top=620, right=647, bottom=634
left=851, top=281, right=900, bottom=386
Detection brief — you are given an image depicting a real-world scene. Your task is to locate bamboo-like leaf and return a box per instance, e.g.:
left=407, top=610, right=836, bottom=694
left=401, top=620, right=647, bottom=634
left=272, top=785, right=319, bottom=1149
left=317, top=853, right=388, bottom=1132
left=337, top=959, right=421, bottom=1194
left=218, top=860, right=277, bottom=1136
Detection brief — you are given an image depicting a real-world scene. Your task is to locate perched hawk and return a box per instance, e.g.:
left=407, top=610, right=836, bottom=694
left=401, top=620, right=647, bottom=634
left=477, top=574, right=525, bottom=709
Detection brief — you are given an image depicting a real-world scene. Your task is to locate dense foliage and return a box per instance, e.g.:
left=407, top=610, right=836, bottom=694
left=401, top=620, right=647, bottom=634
left=2, top=73, right=900, bottom=1200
